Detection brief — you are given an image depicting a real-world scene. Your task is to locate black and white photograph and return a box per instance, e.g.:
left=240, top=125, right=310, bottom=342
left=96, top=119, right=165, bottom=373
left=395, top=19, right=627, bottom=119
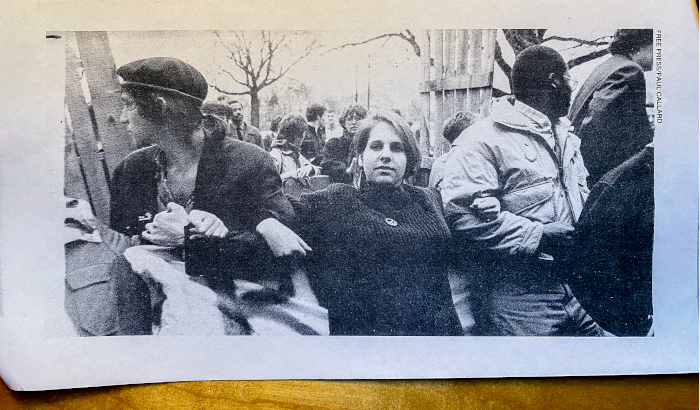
left=57, top=29, right=656, bottom=338
left=0, top=0, right=696, bottom=391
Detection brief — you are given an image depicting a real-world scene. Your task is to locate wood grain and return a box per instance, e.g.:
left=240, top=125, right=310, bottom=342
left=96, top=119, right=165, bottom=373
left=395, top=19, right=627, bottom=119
left=1, top=375, right=697, bottom=409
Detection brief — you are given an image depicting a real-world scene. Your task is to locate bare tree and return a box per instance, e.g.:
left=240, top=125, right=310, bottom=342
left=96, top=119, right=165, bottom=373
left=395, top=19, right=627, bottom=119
left=211, top=31, right=318, bottom=127
left=326, top=29, right=609, bottom=91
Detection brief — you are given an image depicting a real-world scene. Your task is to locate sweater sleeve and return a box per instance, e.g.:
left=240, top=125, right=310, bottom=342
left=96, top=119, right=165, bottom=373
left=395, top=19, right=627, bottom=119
left=244, top=149, right=296, bottom=227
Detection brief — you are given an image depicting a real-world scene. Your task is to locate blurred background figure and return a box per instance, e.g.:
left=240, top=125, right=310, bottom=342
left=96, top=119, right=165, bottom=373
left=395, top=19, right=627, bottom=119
left=201, top=100, right=233, bottom=134
left=321, top=103, right=368, bottom=184
left=429, top=111, right=480, bottom=189
left=260, top=115, right=283, bottom=152
left=269, top=114, right=320, bottom=182
left=302, top=103, right=326, bottom=165
left=220, top=97, right=264, bottom=148
left=568, top=29, right=654, bottom=186
left=324, top=110, right=344, bottom=140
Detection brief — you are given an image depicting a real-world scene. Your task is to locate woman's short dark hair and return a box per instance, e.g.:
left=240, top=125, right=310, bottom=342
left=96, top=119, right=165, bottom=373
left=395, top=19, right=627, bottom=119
left=353, top=111, right=421, bottom=177
left=339, top=103, right=368, bottom=128
left=443, top=111, right=480, bottom=143
left=306, top=104, right=326, bottom=122
left=123, top=84, right=203, bottom=135
left=277, top=114, right=307, bottom=146
left=609, top=29, right=654, bottom=56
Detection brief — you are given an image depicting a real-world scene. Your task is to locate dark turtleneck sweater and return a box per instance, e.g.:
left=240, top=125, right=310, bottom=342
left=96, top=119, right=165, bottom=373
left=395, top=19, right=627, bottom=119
left=289, top=182, right=462, bottom=336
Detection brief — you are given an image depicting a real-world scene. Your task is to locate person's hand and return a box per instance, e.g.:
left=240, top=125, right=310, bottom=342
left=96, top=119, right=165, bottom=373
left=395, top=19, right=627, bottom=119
left=541, top=222, right=574, bottom=240
left=470, top=196, right=500, bottom=221
left=142, top=202, right=188, bottom=247
left=188, top=210, right=229, bottom=239
left=64, top=198, right=101, bottom=243
left=256, top=217, right=311, bottom=258
left=296, top=164, right=316, bottom=178
left=65, top=198, right=99, bottom=231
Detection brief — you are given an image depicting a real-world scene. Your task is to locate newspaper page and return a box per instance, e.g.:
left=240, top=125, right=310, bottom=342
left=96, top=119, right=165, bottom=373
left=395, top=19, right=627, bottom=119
left=0, top=0, right=696, bottom=390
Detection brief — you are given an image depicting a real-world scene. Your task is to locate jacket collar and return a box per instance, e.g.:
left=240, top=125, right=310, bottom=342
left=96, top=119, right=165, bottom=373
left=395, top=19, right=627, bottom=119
left=491, top=96, right=575, bottom=153
left=491, top=96, right=572, bottom=135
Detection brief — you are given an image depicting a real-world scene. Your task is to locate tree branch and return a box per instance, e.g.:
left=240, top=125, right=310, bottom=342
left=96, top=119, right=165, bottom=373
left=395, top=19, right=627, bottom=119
left=215, top=63, right=250, bottom=89
left=542, top=35, right=610, bottom=47
left=259, top=38, right=316, bottom=89
left=322, top=31, right=420, bottom=57
left=210, top=83, right=250, bottom=96
left=567, top=48, right=610, bottom=68
left=494, top=39, right=512, bottom=81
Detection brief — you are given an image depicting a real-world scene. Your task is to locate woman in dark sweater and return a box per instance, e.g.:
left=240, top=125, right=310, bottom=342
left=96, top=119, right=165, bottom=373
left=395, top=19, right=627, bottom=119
left=258, top=111, right=462, bottom=336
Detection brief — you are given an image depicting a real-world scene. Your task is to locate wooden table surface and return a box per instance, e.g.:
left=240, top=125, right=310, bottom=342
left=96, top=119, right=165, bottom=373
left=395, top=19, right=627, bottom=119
left=1, top=374, right=697, bottom=409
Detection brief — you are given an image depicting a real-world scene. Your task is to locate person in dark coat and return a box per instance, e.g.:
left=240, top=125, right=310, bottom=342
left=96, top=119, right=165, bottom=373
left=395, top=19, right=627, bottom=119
left=566, top=144, right=654, bottom=336
left=320, top=103, right=368, bottom=184
left=568, top=29, right=654, bottom=185
left=256, top=111, right=462, bottom=336
left=300, top=103, right=326, bottom=165
left=111, top=57, right=295, bottom=307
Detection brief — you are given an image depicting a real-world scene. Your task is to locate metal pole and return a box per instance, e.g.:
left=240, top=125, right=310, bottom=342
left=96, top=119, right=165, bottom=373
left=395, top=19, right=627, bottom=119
left=355, top=64, right=358, bottom=103
left=367, top=54, right=371, bottom=109
left=65, top=104, right=96, bottom=216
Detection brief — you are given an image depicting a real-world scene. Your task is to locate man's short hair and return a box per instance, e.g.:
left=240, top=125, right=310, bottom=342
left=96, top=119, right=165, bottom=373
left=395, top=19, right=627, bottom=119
left=443, top=111, right=480, bottom=144
left=609, top=29, right=654, bottom=56
left=511, top=45, right=568, bottom=101
left=201, top=101, right=233, bottom=120
left=306, top=104, right=326, bottom=121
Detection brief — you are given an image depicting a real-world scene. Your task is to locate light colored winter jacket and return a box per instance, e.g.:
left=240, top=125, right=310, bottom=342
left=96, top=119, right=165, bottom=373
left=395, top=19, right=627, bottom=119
left=441, top=97, right=590, bottom=257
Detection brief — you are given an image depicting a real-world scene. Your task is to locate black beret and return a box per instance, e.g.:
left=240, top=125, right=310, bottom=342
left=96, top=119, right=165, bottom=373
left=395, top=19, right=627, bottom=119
left=116, top=57, right=208, bottom=103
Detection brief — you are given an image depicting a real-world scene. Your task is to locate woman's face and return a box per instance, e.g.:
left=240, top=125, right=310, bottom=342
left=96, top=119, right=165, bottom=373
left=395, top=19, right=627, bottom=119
left=120, top=92, right=160, bottom=148
left=359, top=122, right=407, bottom=187
left=344, top=114, right=362, bottom=135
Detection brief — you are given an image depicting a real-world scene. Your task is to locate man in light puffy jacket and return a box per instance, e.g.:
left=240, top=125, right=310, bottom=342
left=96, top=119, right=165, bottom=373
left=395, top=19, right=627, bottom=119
left=441, top=46, right=609, bottom=336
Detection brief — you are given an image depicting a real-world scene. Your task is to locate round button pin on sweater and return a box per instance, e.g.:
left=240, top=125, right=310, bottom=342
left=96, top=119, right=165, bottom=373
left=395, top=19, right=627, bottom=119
left=385, top=218, right=398, bottom=226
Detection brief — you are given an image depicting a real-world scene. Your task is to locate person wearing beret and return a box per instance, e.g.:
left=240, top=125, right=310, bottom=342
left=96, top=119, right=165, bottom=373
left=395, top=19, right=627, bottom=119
left=109, top=58, right=297, bottom=321
left=568, top=29, right=654, bottom=186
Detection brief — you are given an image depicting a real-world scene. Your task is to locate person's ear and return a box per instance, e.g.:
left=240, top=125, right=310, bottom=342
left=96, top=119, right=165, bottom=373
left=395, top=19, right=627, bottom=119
left=156, top=97, right=168, bottom=116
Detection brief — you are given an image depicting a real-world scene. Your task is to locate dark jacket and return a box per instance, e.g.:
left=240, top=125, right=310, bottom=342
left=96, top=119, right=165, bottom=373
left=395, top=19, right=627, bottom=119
left=289, top=183, right=462, bottom=336
left=320, top=129, right=353, bottom=184
left=567, top=146, right=654, bottom=336
left=110, top=132, right=295, bottom=291
left=569, top=55, right=654, bottom=185
left=227, top=121, right=263, bottom=148
left=300, top=124, right=325, bottom=163
left=110, top=133, right=292, bottom=237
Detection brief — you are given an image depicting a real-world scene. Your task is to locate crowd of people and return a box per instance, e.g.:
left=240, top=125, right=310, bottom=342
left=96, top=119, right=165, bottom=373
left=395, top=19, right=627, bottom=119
left=64, top=30, right=654, bottom=337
